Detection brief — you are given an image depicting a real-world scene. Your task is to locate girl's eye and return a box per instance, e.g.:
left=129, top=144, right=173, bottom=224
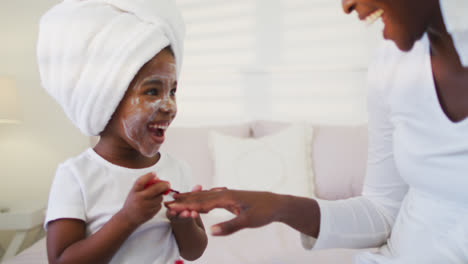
left=144, top=88, right=158, bottom=96
left=170, top=88, right=177, bottom=96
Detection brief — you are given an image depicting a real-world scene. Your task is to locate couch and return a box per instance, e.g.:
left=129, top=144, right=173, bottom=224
left=4, top=121, right=372, bottom=264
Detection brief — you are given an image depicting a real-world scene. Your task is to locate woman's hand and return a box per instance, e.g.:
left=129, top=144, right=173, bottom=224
left=166, top=185, right=203, bottom=221
left=120, top=172, right=170, bottom=227
left=165, top=188, right=285, bottom=236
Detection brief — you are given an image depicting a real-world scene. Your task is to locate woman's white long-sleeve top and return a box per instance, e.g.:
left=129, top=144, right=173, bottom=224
left=303, top=35, right=468, bottom=263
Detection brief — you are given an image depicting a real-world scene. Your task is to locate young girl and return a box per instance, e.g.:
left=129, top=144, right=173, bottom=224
left=37, top=1, right=207, bottom=263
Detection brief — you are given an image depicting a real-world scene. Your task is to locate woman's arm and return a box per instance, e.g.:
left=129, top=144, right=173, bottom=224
left=166, top=189, right=321, bottom=237
left=47, top=172, right=170, bottom=264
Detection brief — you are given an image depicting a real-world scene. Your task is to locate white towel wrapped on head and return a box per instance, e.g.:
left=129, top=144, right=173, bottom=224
left=37, top=0, right=185, bottom=136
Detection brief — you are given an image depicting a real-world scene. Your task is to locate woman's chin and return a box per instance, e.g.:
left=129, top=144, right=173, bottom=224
left=392, top=31, right=421, bottom=52
left=388, top=34, right=416, bottom=52
left=396, top=40, right=416, bottom=52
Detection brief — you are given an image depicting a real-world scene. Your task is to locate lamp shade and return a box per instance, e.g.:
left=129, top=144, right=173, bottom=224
left=0, top=77, right=20, bottom=124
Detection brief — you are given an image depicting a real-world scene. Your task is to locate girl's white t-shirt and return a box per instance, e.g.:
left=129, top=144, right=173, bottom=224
left=45, top=149, right=192, bottom=264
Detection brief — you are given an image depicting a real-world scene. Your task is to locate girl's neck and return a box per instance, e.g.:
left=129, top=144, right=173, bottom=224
left=93, top=136, right=160, bottom=169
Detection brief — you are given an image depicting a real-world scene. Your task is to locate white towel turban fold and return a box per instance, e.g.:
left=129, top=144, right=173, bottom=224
left=37, top=0, right=185, bottom=136
left=440, top=0, right=468, bottom=66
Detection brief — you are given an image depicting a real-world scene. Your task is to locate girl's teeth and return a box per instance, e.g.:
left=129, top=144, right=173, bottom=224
left=365, top=9, right=384, bottom=25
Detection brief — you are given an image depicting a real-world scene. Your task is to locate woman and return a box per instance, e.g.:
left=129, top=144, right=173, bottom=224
left=166, top=0, right=468, bottom=262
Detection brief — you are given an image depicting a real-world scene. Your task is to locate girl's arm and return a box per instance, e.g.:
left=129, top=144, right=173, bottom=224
left=167, top=185, right=207, bottom=261
left=47, top=172, right=170, bottom=264
left=169, top=215, right=208, bottom=261
left=47, top=211, right=138, bottom=264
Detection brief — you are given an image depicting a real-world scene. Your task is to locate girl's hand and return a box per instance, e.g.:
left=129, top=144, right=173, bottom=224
left=120, top=172, right=170, bottom=227
left=166, top=185, right=203, bottom=221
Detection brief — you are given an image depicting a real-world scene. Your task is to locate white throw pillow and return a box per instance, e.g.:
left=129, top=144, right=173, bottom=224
left=209, top=124, right=315, bottom=198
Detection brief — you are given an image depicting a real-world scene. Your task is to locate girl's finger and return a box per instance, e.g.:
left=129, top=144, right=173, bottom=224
left=190, top=210, right=199, bottom=218
left=134, top=172, right=158, bottom=192
left=143, top=181, right=170, bottom=199
left=167, top=210, right=178, bottom=217
left=180, top=210, right=191, bottom=218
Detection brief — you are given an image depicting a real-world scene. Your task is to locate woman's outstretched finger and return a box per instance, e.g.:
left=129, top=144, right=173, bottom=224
left=165, top=199, right=215, bottom=213
left=211, top=187, right=228, bottom=192
left=166, top=190, right=232, bottom=213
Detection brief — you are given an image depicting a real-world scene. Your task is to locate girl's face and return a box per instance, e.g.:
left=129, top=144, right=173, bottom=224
left=110, top=48, right=178, bottom=157
left=342, top=0, right=439, bottom=51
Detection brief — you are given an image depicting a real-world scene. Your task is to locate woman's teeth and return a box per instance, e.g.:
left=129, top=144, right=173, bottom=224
left=365, top=9, right=384, bottom=25
left=149, top=123, right=169, bottom=130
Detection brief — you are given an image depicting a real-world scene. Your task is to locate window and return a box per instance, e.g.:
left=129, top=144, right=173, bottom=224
left=174, top=0, right=382, bottom=126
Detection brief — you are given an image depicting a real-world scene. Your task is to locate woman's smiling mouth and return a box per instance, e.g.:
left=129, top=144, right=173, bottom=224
left=365, top=9, right=384, bottom=25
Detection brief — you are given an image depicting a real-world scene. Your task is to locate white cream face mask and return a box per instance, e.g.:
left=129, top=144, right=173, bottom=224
left=120, top=61, right=177, bottom=158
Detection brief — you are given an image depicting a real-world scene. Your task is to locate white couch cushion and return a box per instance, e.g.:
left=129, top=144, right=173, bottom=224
left=251, top=121, right=368, bottom=200
left=209, top=124, right=314, bottom=197
left=160, top=123, right=251, bottom=188
left=312, top=125, right=368, bottom=199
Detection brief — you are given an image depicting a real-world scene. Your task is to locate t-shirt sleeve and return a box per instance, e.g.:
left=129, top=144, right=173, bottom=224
left=301, top=40, right=409, bottom=250
left=44, top=163, right=86, bottom=229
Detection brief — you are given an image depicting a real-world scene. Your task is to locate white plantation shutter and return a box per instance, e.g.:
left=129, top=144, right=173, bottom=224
left=180, top=0, right=256, bottom=68
left=174, top=0, right=256, bottom=125
left=174, top=0, right=382, bottom=126
left=281, top=0, right=377, bottom=68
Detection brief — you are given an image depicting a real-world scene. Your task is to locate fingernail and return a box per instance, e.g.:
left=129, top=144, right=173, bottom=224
left=211, top=225, right=222, bottom=235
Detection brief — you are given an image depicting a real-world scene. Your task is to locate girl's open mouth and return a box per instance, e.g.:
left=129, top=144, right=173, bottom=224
left=148, top=122, right=169, bottom=143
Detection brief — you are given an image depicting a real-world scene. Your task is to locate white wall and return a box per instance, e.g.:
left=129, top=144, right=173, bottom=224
left=0, top=0, right=89, bottom=211
left=0, top=0, right=91, bottom=250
